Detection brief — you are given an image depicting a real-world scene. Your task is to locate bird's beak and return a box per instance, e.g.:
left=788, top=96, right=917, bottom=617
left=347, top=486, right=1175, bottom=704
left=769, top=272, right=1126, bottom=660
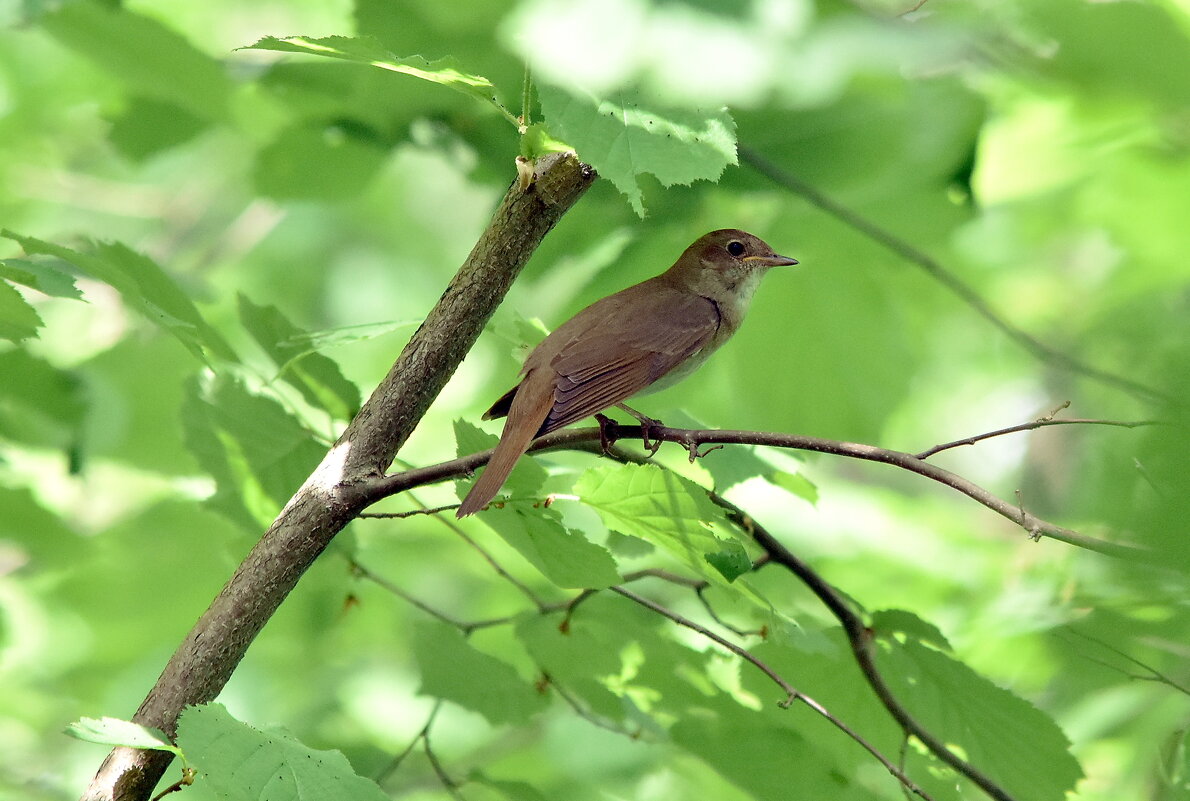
left=744, top=254, right=799, bottom=267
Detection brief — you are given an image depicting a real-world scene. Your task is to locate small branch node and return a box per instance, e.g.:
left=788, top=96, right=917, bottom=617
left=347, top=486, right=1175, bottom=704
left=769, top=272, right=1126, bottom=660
left=685, top=440, right=724, bottom=462
left=1038, top=400, right=1072, bottom=422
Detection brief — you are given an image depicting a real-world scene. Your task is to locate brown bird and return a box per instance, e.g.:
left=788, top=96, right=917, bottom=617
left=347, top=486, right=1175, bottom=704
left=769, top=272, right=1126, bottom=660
left=457, top=229, right=798, bottom=517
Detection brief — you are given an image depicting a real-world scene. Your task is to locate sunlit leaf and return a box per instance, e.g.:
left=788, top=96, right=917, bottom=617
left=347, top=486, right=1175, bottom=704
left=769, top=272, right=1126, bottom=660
left=575, top=463, right=753, bottom=582
left=413, top=621, right=549, bottom=725
left=879, top=640, right=1084, bottom=801
left=537, top=83, right=736, bottom=216
left=242, top=36, right=513, bottom=122
left=479, top=504, right=621, bottom=589
left=0, top=280, right=42, bottom=342
left=1, top=232, right=236, bottom=364
left=41, top=0, right=233, bottom=120
left=178, top=704, right=388, bottom=801
left=238, top=295, right=360, bottom=421
left=181, top=374, right=324, bottom=529
left=0, top=259, right=83, bottom=299
left=65, top=717, right=179, bottom=755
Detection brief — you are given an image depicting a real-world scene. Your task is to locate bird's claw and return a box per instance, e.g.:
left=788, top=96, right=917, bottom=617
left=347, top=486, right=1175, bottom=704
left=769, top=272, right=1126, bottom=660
left=595, top=413, right=619, bottom=455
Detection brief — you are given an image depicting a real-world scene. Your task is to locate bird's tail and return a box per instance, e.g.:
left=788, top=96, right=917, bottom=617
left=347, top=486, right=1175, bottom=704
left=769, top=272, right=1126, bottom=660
left=457, top=371, right=553, bottom=517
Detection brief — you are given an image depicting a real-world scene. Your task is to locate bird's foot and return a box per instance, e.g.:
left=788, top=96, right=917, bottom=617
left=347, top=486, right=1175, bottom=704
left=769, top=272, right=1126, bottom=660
left=616, top=403, right=665, bottom=457
left=594, top=413, right=619, bottom=455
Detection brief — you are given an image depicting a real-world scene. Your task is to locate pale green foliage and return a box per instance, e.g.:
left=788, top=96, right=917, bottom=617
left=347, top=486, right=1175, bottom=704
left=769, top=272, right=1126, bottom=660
left=576, top=463, right=754, bottom=582
left=3, top=0, right=1189, bottom=800
left=538, top=84, right=738, bottom=216
left=65, top=718, right=179, bottom=756
left=243, top=36, right=516, bottom=124
left=178, top=704, right=390, bottom=801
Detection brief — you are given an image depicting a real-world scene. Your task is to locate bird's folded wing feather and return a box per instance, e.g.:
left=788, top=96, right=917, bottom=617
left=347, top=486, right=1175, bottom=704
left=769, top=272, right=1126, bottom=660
left=537, top=287, right=720, bottom=435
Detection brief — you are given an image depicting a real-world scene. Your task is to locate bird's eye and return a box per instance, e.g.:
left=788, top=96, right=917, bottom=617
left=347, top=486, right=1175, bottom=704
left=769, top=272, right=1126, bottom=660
left=726, top=240, right=746, bottom=257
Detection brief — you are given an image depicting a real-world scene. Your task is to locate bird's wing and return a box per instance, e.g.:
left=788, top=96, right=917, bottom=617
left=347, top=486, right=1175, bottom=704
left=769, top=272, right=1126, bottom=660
left=537, top=287, right=720, bottom=435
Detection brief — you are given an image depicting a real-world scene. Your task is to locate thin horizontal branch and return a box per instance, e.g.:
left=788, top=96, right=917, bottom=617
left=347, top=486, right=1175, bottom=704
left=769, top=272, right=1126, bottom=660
left=916, top=417, right=1156, bottom=460
left=364, top=423, right=1148, bottom=561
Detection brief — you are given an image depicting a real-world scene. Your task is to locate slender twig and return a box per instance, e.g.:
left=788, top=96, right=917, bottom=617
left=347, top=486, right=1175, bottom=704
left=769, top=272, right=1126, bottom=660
left=377, top=491, right=551, bottom=610
left=547, top=676, right=634, bottom=735
left=520, top=65, right=532, bottom=127
left=738, top=145, right=1164, bottom=404
left=148, top=770, right=193, bottom=801
left=711, top=496, right=1021, bottom=801
left=376, top=701, right=444, bottom=785
left=610, top=588, right=797, bottom=699
left=916, top=417, right=1155, bottom=460
left=622, top=562, right=772, bottom=637
left=695, top=584, right=767, bottom=639
left=348, top=558, right=519, bottom=632
left=1063, top=630, right=1190, bottom=697
left=423, top=727, right=465, bottom=800
left=621, top=567, right=705, bottom=587
left=610, top=586, right=935, bottom=801
left=450, top=522, right=550, bottom=610
left=365, top=422, right=1151, bottom=561
left=361, top=504, right=460, bottom=519
left=1132, top=458, right=1166, bottom=498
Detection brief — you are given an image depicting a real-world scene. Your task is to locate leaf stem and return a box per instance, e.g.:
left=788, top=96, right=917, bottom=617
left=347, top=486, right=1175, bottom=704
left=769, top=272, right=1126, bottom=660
left=520, top=65, right=533, bottom=129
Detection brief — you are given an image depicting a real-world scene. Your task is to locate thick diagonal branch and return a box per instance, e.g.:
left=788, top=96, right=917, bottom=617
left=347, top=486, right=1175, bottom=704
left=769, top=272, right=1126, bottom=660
left=80, top=152, right=595, bottom=801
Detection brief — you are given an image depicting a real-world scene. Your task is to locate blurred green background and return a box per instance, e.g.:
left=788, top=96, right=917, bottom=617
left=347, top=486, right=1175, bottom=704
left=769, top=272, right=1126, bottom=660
left=1, top=0, right=1188, bottom=799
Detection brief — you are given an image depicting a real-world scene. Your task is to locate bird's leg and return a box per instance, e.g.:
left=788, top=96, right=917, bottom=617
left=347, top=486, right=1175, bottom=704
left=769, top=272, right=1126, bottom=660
left=594, top=413, right=619, bottom=455
left=616, top=403, right=664, bottom=457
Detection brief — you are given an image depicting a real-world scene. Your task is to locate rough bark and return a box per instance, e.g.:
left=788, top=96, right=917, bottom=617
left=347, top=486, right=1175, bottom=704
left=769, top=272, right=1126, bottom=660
left=80, top=152, right=595, bottom=801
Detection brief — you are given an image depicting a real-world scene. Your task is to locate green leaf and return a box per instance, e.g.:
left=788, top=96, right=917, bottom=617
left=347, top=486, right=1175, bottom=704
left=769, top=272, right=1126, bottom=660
left=237, top=295, right=360, bottom=421
left=412, top=621, right=549, bottom=725
left=537, top=84, right=736, bottom=216
left=0, top=259, right=83, bottom=299
left=0, top=279, right=42, bottom=342
left=0, top=487, right=78, bottom=567
left=454, top=419, right=548, bottom=503
left=516, top=614, right=629, bottom=723
left=253, top=122, right=388, bottom=201
left=40, top=0, right=233, bottom=121
left=871, top=609, right=952, bottom=650
left=0, top=350, right=86, bottom=451
left=1, top=232, right=236, bottom=364
left=281, top=320, right=421, bottom=352
left=519, top=122, right=572, bottom=160
left=479, top=505, right=621, bottom=589
left=178, top=704, right=389, bottom=801
left=181, top=374, right=325, bottom=529
left=574, top=463, right=750, bottom=583
left=671, top=709, right=852, bottom=800
left=1027, top=0, right=1190, bottom=108
left=770, top=471, right=819, bottom=506
left=469, top=772, right=550, bottom=801
left=65, top=717, right=180, bottom=756
left=242, top=36, right=514, bottom=123
left=75, top=336, right=200, bottom=475
left=703, top=544, right=753, bottom=583
left=880, top=640, right=1084, bottom=801
left=107, top=97, right=208, bottom=161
